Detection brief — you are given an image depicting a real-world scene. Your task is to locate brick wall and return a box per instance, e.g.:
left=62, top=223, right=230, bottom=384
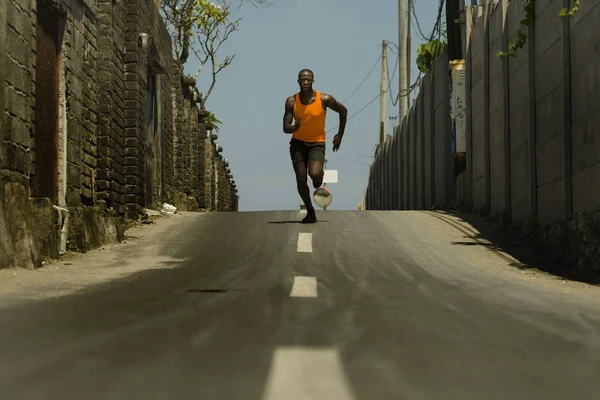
left=203, top=136, right=214, bottom=211
left=196, top=118, right=207, bottom=209
left=1, top=0, right=239, bottom=269
left=97, top=0, right=127, bottom=214
left=63, top=0, right=99, bottom=208
left=3, top=0, right=35, bottom=186
left=172, top=62, right=184, bottom=195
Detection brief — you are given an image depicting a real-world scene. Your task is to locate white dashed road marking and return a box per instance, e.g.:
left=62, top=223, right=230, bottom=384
left=262, top=347, right=356, bottom=400
left=297, top=233, right=312, bottom=253
left=289, top=276, right=318, bottom=298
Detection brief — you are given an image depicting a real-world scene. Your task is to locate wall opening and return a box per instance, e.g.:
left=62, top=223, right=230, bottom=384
left=145, top=69, right=158, bottom=208
left=32, top=0, right=65, bottom=202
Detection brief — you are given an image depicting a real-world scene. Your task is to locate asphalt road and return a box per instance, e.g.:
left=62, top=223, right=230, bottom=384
left=1, top=210, right=600, bottom=400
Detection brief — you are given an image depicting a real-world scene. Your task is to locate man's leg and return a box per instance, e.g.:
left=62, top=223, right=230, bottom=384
left=290, top=139, right=317, bottom=222
left=308, top=143, right=326, bottom=189
left=293, top=161, right=318, bottom=223
left=308, top=161, right=324, bottom=189
left=292, top=160, right=312, bottom=209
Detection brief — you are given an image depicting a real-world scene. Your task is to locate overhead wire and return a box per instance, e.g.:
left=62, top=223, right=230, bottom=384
left=332, top=95, right=379, bottom=163
left=411, top=0, right=429, bottom=41
left=392, top=0, right=446, bottom=105
left=332, top=1, right=447, bottom=167
left=386, top=44, right=400, bottom=106
left=364, top=0, right=446, bottom=168
left=340, top=55, right=382, bottom=103
left=327, top=93, right=381, bottom=134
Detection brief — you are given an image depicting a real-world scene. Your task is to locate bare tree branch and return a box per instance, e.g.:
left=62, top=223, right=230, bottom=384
left=160, top=0, right=269, bottom=108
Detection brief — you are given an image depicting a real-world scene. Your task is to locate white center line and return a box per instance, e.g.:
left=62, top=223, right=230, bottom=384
left=289, top=276, right=318, bottom=298
left=297, top=232, right=312, bottom=253
left=262, top=346, right=356, bottom=400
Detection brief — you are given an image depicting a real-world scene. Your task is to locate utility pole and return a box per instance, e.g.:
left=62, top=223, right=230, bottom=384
left=380, top=40, right=388, bottom=148
left=398, top=0, right=408, bottom=121
left=446, top=0, right=465, bottom=60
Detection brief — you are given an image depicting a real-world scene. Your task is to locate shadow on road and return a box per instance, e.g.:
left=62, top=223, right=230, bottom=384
left=2, top=210, right=600, bottom=399
left=444, top=211, right=600, bottom=286
left=267, top=220, right=329, bottom=224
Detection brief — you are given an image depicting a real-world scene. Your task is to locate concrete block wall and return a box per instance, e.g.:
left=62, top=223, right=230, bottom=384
left=367, top=0, right=600, bottom=229
left=463, top=0, right=600, bottom=225
left=422, top=73, right=434, bottom=208
left=570, top=0, right=600, bottom=216
left=534, top=0, right=566, bottom=223
left=433, top=47, right=454, bottom=208
left=0, top=0, right=239, bottom=269
left=507, top=0, right=532, bottom=223
left=469, top=8, right=487, bottom=212
left=488, top=4, right=506, bottom=216
left=415, top=90, right=425, bottom=209
left=364, top=46, right=454, bottom=211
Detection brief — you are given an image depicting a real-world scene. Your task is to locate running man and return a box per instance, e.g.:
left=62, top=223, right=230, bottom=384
left=282, top=69, right=348, bottom=223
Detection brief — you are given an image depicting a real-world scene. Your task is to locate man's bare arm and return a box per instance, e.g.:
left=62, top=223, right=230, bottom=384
left=283, top=96, right=300, bottom=134
left=322, top=94, right=348, bottom=136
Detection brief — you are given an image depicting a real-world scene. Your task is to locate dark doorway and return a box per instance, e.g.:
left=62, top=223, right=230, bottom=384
left=32, top=0, right=64, bottom=201
left=145, top=70, right=158, bottom=208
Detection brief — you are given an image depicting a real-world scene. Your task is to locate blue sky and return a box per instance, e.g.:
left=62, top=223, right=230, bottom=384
left=183, top=0, right=440, bottom=211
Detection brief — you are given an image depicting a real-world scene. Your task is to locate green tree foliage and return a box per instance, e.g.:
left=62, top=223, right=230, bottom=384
left=416, top=39, right=446, bottom=73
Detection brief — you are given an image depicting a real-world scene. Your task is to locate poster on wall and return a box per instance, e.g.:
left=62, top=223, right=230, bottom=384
left=451, top=63, right=466, bottom=154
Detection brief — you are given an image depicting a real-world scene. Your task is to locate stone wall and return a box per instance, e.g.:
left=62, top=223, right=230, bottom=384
left=0, top=0, right=239, bottom=270
left=97, top=0, right=126, bottom=214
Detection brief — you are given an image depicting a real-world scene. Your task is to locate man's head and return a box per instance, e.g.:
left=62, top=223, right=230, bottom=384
left=297, top=69, right=314, bottom=91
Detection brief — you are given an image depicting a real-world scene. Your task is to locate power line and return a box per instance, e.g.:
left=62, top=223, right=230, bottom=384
left=389, top=0, right=446, bottom=105
left=387, top=48, right=400, bottom=106
left=330, top=95, right=378, bottom=163
left=411, top=0, right=429, bottom=41
left=327, top=93, right=381, bottom=133
left=340, top=55, right=382, bottom=103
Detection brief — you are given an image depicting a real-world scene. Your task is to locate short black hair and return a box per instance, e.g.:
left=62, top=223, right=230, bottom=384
left=298, top=69, right=314, bottom=79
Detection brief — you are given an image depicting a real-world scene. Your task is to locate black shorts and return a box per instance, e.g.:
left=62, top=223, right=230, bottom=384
left=289, top=138, right=326, bottom=164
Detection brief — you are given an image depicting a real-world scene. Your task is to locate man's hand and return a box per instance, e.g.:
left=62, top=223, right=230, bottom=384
left=332, top=134, right=342, bottom=152
left=294, top=117, right=302, bottom=132
left=283, top=96, right=302, bottom=134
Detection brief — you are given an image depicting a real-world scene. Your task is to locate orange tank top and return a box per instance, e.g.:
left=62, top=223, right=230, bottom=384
left=292, top=91, right=327, bottom=143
